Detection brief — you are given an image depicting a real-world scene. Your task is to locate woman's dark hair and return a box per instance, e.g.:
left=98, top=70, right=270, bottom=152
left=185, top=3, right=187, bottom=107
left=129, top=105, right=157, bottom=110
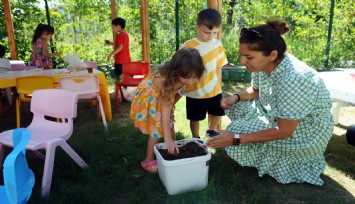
left=239, top=19, right=290, bottom=59
left=159, top=48, right=206, bottom=102
left=32, top=23, right=55, bottom=44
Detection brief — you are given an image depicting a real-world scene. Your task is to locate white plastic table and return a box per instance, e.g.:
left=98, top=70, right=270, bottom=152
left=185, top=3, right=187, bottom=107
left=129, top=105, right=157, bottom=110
left=318, top=69, right=355, bottom=124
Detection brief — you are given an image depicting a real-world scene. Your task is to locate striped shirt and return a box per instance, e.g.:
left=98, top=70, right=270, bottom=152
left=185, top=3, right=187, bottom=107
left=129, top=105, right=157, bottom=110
left=181, top=38, right=227, bottom=98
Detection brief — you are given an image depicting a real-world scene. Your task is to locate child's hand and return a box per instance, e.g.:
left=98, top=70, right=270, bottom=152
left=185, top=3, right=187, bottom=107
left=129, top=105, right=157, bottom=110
left=104, top=40, right=111, bottom=45
left=107, top=54, right=112, bottom=62
left=53, top=52, right=61, bottom=57
left=220, top=95, right=238, bottom=109
left=165, top=139, right=179, bottom=154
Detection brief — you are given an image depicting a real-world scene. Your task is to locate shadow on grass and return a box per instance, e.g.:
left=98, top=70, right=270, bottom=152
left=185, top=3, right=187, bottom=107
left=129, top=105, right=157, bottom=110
left=325, top=131, right=355, bottom=180
left=0, top=102, right=32, bottom=132
left=0, top=96, right=354, bottom=203
left=207, top=149, right=355, bottom=204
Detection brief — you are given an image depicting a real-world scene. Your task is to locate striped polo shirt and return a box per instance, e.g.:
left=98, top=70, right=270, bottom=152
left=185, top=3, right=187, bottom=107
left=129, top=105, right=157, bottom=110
left=181, top=38, right=227, bottom=99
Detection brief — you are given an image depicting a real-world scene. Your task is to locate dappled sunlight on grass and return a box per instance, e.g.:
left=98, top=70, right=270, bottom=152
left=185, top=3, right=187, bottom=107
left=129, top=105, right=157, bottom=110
left=324, top=166, right=355, bottom=196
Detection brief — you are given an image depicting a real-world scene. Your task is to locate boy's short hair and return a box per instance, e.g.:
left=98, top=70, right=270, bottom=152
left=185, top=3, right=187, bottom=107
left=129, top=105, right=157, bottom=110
left=112, top=17, right=126, bottom=29
left=0, top=44, right=5, bottom=58
left=197, top=8, right=221, bottom=30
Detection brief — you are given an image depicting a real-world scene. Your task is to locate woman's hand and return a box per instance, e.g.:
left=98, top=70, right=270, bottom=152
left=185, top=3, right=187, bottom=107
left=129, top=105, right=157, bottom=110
left=165, top=138, right=179, bottom=154
left=220, top=95, right=238, bottom=110
left=205, top=130, right=234, bottom=148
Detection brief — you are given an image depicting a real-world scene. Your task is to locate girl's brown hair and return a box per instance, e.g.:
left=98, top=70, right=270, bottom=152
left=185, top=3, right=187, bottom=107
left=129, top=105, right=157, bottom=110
left=158, top=48, right=205, bottom=103
left=32, top=23, right=55, bottom=44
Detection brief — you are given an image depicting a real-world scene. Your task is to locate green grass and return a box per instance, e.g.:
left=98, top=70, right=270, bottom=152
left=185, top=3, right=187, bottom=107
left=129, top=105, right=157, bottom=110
left=0, top=82, right=354, bottom=203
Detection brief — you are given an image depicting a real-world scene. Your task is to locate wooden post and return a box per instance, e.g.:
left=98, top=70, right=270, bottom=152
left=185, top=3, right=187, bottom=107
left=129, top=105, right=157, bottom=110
left=140, top=0, right=150, bottom=63
left=207, top=0, right=223, bottom=129
left=110, top=0, right=117, bottom=40
left=2, top=0, right=18, bottom=60
left=207, top=0, right=223, bottom=40
left=207, top=0, right=223, bottom=15
left=110, top=0, right=117, bottom=20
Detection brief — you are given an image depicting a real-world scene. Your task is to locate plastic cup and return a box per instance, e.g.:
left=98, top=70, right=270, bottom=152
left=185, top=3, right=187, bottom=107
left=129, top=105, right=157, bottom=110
left=87, top=67, right=93, bottom=73
left=205, top=130, right=221, bottom=138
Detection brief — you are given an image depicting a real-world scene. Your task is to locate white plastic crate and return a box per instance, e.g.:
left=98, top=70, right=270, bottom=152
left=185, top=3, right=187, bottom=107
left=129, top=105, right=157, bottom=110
left=154, top=138, right=211, bottom=195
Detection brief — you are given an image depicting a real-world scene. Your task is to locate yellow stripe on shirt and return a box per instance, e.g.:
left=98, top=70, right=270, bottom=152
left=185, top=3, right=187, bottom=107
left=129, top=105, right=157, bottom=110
left=181, top=38, right=228, bottom=98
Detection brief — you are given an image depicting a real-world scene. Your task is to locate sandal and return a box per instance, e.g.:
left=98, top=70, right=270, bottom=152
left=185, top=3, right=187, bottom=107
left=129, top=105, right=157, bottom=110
left=141, top=160, right=158, bottom=173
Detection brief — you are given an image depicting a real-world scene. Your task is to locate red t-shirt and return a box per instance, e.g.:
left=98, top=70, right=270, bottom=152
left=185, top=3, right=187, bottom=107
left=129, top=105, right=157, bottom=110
left=114, top=31, right=131, bottom=64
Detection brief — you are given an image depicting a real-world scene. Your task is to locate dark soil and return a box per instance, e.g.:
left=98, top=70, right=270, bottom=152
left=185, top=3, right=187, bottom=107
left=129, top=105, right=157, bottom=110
left=158, top=142, right=208, bottom=161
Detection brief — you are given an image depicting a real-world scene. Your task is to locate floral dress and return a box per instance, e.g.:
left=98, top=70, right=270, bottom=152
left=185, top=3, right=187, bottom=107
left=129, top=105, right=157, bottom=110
left=130, top=75, right=185, bottom=139
left=30, top=38, right=52, bottom=69
left=225, top=53, right=333, bottom=186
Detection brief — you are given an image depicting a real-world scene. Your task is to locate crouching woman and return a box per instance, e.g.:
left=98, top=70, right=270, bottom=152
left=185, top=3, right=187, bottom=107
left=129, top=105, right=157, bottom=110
left=205, top=19, right=333, bottom=186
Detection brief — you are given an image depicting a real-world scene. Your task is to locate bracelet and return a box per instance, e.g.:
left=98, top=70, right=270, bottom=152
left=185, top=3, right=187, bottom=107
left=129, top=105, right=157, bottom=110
left=234, top=93, right=241, bottom=102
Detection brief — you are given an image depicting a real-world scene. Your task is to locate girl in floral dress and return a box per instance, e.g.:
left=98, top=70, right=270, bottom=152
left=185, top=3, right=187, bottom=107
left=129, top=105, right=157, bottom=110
left=30, top=24, right=60, bottom=69
left=130, top=48, right=206, bottom=173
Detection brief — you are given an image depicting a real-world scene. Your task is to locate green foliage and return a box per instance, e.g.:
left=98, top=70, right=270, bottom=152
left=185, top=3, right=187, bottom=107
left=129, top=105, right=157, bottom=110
left=0, top=0, right=354, bottom=69
left=224, top=0, right=354, bottom=69
left=0, top=0, right=44, bottom=60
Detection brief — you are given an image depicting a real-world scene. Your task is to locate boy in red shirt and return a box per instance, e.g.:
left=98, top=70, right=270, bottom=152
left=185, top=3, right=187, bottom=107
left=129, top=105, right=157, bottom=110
left=106, top=17, right=131, bottom=78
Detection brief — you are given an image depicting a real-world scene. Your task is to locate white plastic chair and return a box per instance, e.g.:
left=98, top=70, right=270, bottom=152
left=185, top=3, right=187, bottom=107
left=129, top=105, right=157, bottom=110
left=0, top=128, right=35, bottom=204
left=0, top=89, right=88, bottom=198
left=59, top=76, right=107, bottom=129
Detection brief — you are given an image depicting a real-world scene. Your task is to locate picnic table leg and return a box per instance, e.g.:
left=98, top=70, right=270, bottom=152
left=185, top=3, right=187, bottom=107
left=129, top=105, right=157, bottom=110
left=97, top=74, right=112, bottom=122
left=331, top=99, right=345, bottom=125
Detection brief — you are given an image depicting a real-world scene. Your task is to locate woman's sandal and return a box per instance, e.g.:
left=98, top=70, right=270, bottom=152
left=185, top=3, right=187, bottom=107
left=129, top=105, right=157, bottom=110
left=141, top=160, right=158, bottom=173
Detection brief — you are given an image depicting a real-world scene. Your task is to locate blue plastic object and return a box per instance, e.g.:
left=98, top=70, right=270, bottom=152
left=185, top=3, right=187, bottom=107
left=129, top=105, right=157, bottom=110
left=0, top=128, right=35, bottom=204
left=346, top=124, right=355, bottom=147
left=205, top=130, right=221, bottom=137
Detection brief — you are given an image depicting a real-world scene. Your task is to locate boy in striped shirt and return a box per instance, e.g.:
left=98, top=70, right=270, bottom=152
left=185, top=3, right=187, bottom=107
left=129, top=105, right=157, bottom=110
left=181, top=8, right=228, bottom=138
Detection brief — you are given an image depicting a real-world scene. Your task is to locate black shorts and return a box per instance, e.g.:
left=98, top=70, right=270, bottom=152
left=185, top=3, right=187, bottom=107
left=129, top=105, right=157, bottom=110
left=186, top=93, right=225, bottom=121
left=114, top=63, right=122, bottom=76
